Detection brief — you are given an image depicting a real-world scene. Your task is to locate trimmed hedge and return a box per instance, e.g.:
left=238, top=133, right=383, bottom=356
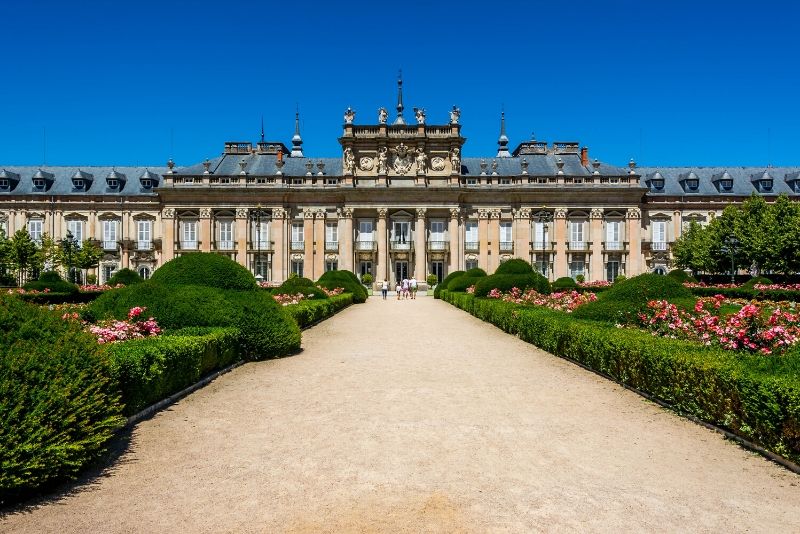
left=18, top=290, right=104, bottom=305
left=317, top=270, right=368, bottom=303
left=284, top=294, right=354, bottom=329
left=494, top=258, right=533, bottom=275
left=742, top=276, right=773, bottom=289
left=473, top=272, right=550, bottom=297
left=572, top=273, right=692, bottom=323
left=150, top=253, right=257, bottom=290
left=106, top=327, right=240, bottom=416
left=434, top=270, right=464, bottom=299
left=440, top=290, right=800, bottom=465
left=0, top=296, right=124, bottom=501
left=447, top=268, right=488, bottom=293
left=23, top=271, right=79, bottom=295
left=275, top=277, right=329, bottom=300
left=687, top=286, right=800, bottom=302
left=88, top=282, right=301, bottom=360
left=108, top=268, right=143, bottom=286
left=667, top=269, right=696, bottom=284
left=552, top=276, right=578, bottom=289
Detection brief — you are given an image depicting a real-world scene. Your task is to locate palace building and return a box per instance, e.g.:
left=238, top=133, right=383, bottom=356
left=2, top=80, right=799, bottom=286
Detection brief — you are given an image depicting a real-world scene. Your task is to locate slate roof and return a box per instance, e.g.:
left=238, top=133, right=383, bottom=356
left=637, top=166, right=800, bottom=197
left=0, top=166, right=168, bottom=196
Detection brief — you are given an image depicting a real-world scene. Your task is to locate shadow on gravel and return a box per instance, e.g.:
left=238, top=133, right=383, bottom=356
left=0, top=427, right=135, bottom=517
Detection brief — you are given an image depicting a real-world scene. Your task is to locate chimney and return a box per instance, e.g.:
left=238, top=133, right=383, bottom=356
left=277, top=150, right=283, bottom=163
left=580, top=146, right=589, bottom=166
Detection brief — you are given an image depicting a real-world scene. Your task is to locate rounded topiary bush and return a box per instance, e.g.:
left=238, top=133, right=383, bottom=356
left=494, top=259, right=533, bottom=275
left=274, top=277, right=329, bottom=300
left=88, top=282, right=300, bottom=359
left=447, top=268, right=488, bottom=292
left=0, top=296, right=124, bottom=501
left=23, top=271, right=79, bottom=294
left=552, top=276, right=578, bottom=289
left=107, top=268, right=143, bottom=286
left=742, top=276, right=773, bottom=289
left=434, top=270, right=464, bottom=298
left=465, top=267, right=488, bottom=277
left=317, top=270, right=368, bottom=303
left=150, top=253, right=257, bottom=290
left=473, top=272, right=551, bottom=297
left=572, top=273, right=692, bottom=323
left=667, top=269, right=696, bottom=284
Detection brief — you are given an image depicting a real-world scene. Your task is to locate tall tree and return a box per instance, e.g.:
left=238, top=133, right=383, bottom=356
left=7, top=229, right=38, bottom=285
left=34, top=233, right=62, bottom=273
left=75, top=240, right=104, bottom=282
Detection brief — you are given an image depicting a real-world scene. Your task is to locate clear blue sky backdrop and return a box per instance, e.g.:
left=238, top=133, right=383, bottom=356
left=2, top=0, right=798, bottom=167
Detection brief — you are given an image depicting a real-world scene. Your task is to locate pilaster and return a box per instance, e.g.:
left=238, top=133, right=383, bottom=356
left=448, top=207, right=460, bottom=275
left=553, top=209, right=567, bottom=279
left=235, top=209, right=248, bottom=268
left=376, top=207, right=388, bottom=286
left=514, top=208, right=531, bottom=263
left=272, top=207, right=286, bottom=283
left=339, top=207, right=354, bottom=273
left=626, top=207, right=642, bottom=277
left=303, top=209, right=315, bottom=278
left=478, top=209, right=489, bottom=272
left=200, top=208, right=212, bottom=252
left=590, top=209, right=604, bottom=281
left=314, top=209, right=325, bottom=278
left=161, top=208, right=175, bottom=263
left=488, top=209, right=501, bottom=274
left=414, top=207, right=426, bottom=281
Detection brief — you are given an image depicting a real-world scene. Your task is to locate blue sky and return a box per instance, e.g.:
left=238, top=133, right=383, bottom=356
left=1, top=0, right=798, bottom=167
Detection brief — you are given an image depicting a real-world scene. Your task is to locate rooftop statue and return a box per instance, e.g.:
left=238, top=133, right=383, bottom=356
left=450, top=106, right=461, bottom=124
left=378, top=107, right=388, bottom=124
left=344, top=107, right=356, bottom=124
left=414, top=107, right=426, bottom=125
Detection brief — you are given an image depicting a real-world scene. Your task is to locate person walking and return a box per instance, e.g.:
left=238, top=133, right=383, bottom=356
left=401, top=278, right=409, bottom=300
left=381, top=279, right=388, bottom=300
left=395, top=280, right=402, bottom=300
left=410, top=277, right=417, bottom=299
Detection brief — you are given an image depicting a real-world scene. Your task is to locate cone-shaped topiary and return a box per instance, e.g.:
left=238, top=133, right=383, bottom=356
left=150, top=253, right=257, bottom=290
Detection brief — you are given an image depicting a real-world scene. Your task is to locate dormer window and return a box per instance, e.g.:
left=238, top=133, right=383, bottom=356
left=74, top=179, right=84, bottom=189
left=720, top=179, right=733, bottom=190
left=647, top=172, right=664, bottom=191
left=108, top=179, right=118, bottom=189
left=761, top=179, right=773, bottom=192
left=33, top=178, right=45, bottom=189
left=142, top=179, right=152, bottom=189
left=652, top=179, right=664, bottom=190
left=686, top=179, right=698, bottom=190
left=0, top=179, right=8, bottom=189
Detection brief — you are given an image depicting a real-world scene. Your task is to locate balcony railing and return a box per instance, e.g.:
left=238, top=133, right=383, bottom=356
left=651, top=241, right=668, bottom=251
left=568, top=241, right=588, bottom=251
left=531, top=241, right=555, bottom=251
left=499, top=241, right=514, bottom=252
left=136, top=240, right=152, bottom=251
left=180, top=240, right=198, bottom=250
left=427, top=241, right=449, bottom=252
left=390, top=240, right=412, bottom=251
left=464, top=241, right=479, bottom=252
left=102, top=240, right=118, bottom=250
left=603, top=241, right=625, bottom=251
left=355, top=240, right=376, bottom=252
left=325, top=241, right=339, bottom=252
left=290, top=241, right=305, bottom=251
left=216, top=240, right=235, bottom=251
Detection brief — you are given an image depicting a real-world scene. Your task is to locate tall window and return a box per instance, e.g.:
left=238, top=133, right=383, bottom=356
left=652, top=220, right=667, bottom=250
left=429, top=220, right=446, bottom=250
left=570, top=220, right=585, bottom=249
left=357, top=220, right=373, bottom=250
left=219, top=220, right=234, bottom=250
left=325, top=222, right=338, bottom=245
left=27, top=219, right=43, bottom=245
left=325, top=259, right=338, bottom=272
left=500, top=222, right=513, bottom=251
left=181, top=220, right=197, bottom=249
left=102, top=220, right=118, bottom=250
left=533, top=222, right=547, bottom=250
left=291, top=222, right=304, bottom=250
left=137, top=220, right=152, bottom=250
left=430, top=261, right=444, bottom=282
left=606, top=259, right=620, bottom=282
left=465, top=221, right=478, bottom=250
left=465, top=259, right=479, bottom=271
left=570, top=258, right=585, bottom=279
left=67, top=219, right=83, bottom=244
left=254, top=256, right=270, bottom=280
left=138, top=266, right=151, bottom=280
left=606, top=220, right=621, bottom=249
left=291, top=260, right=304, bottom=277
left=252, top=220, right=269, bottom=248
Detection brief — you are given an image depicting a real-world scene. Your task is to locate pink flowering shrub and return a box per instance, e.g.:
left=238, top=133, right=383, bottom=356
left=578, top=280, right=612, bottom=288
left=272, top=293, right=307, bottom=306
left=755, top=283, right=800, bottom=291
left=486, top=287, right=597, bottom=313
left=466, top=285, right=476, bottom=294
left=87, top=306, right=161, bottom=344
left=683, top=282, right=740, bottom=289
left=80, top=283, right=124, bottom=292
left=7, top=287, right=51, bottom=295
left=638, top=295, right=800, bottom=354
left=319, top=286, right=344, bottom=297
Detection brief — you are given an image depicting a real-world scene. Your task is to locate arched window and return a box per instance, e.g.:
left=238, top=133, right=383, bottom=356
left=138, top=266, right=151, bottom=280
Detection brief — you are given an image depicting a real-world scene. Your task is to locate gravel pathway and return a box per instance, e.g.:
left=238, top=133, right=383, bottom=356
left=3, top=296, right=799, bottom=533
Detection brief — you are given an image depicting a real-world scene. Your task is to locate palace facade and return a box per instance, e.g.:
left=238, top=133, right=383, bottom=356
left=2, top=84, right=799, bottom=286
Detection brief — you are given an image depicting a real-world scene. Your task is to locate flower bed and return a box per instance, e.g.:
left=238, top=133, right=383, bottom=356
left=272, top=286, right=345, bottom=305
left=87, top=306, right=161, bottom=344
left=486, top=287, right=597, bottom=313
left=439, top=289, right=800, bottom=466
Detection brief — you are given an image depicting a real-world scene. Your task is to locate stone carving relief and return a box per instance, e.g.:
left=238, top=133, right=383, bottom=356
left=514, top=208, right=532, bottom=220
left=162, top=208, right=175, bottom=218
left=303, top=208, right=315, bottom=219
left=377, top=147, right=388, bottom=174
left=343, top=147, right=356, bottom=175
left=416, top=207, right=427, bottom=219
left=343, top=107, right=355, bottom=124
left=315, top=209, right=326, bottom=219
left=359, top=157, right=374, bottom=171
left=200, top=208, right=212, bottom=218
left=272, top=207, right=287, bottom=219
left=415, top=148, right=428, bottom=174
left=449, top=105, right=461, bottom=124
left=478, top=208, right=490, bottom=220
left=627, top=207, right=642, bottom=219
left=378, top=107, right=388, bottom=124
left=392, top=143, right=413, bottom=175
left=339, top=207, right=353, bottom=218
left=236, top=208, right=248, bottom=218
left=450, top=148, right=460, bottom=174
left=430, top=157, right=446, bottom=172
left=377, top=207, right=388, bottom=218
left=490, top=209, right=502, bottom=219
left=450, top=207, right=460, bottom=220
left=554, top=208, right=568, bottom=219
left=590, top=208, right=604, bottom=219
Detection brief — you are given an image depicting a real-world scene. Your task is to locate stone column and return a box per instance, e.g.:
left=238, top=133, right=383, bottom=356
left=235, top=209, right=248, bottom=268
left=478, top=209, right=489, bottom=271
left=414, top=207, right=426, bottom=282
left=626, top=207, right=642, bottom=277
left=514, top=208, right=531, bottom=263
left=161, top=208, right=175, bottom=262
left=89, top=210, right=97, bottom=242
left=200, top=209, right=212, bottom=252
left=448, top=207, right=460, bottom=275
left=54, top=209, right=63, bottom=240
left=339, top=207, right=353, bottom=273
left=314, top=209, right=325, bottom=279
left=272, top=208, right=286, bottom=283
left=590, top=209, right=604, bottom=282
left=488, top=210, right=501, bottom=274
left=303, top=209, right=314, bottom=278
left=376, top=208, right=388, bottom=285
left=553, top=209, right=568, bottom=278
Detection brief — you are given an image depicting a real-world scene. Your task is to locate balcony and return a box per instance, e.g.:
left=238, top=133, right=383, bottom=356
left=325, top=241, right=339, bottom=252
left=355, top=240, right=376, bottom=252
left=531, top=241, right=556, bottom=251
left=136, top=240, right=153, bottom=251
left=248, top=241, right=273, bottom=252
left=427, top=241, right=449, bottom=252
left=499, top=241, right=514, bottom=253
left=179, top=240, right=198, bottom=251
left=216, top=240, right=236, bottom=251
left=290, top=241, right=305, bottom=251
left=603, top=241, right=627, bottom=251
left=464, top=241, right=479, bottom=252
left=390, top=240, right=413, bottom=251
left=568, top=241, right=589, bottom=251
left=102, top=240, right=119, bottom=251
left=651, top=241, right=668, bottom=251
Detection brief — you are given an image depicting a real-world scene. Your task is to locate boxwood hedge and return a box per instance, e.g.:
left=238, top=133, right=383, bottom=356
left=107, top=268, right=143, bottom=286
left=149, top=253, right=257, bottom=290
left=434, top=270, right=464, bottom=299
left=494, top=258, right=533, bottom=275
left=274, top=277, right=329, bottom=300
left=0, top=296, right=124, bottom=501
left=317, top=270, right=368, bottom=303
left=473, top=272, right=550, bottom=297
left=23, top=271, right=79, bottom=295
left=440, top=289, right=800, bottom=465
left=284, top=294, right=354, bottom=329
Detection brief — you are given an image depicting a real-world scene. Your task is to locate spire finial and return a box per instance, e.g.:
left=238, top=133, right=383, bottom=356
left=496, top=107, right=511, bottom=157
left=291, top=106, right=304, bottom=157
left=260, top=115, right=265, bottom=143
left=393, top=69, right=406, bottom=125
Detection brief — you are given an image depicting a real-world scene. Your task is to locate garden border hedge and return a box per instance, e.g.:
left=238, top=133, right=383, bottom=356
left=688, top=286, right=800, bottom=302
left=440, top=289, right=800, bottom=467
